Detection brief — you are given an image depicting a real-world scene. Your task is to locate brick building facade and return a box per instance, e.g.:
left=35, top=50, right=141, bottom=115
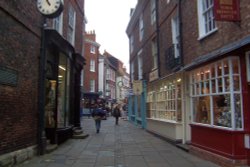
left=83, top=31, right=100, bottom=93
left=0, top=0, right=41, bottom=159
left=127, top=0, right=250, bottom=166
left=0, top=0, right=85, bottom=166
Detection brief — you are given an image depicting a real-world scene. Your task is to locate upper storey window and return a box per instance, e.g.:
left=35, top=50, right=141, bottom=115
left=90, top=45, right=96, bottom=54
left=139, top=14, right=144, bottom=41
left=197, top=0, right=217, bottom=39
left=151, top=0, right=156, bottom=25
left=67, top=5, right=76, bottom=46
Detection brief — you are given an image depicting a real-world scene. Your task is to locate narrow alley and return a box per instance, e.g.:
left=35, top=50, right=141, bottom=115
left=18, top=117, right=220, bottom=167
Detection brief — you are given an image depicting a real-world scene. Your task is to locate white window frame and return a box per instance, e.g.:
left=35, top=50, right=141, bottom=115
left=106, top=68, right=110, bottom=80
left=139, top=14, right=144, bottom=41
left=67, top=5, right=76, bottom=46
left=147, top=77, right=182, bottom=122
left=130, top=61, right=134, bottom=82
left=90, top=59, right=95, bottom=72
left=90, top=45, right=96, bottom=54
left=197, top=0, right=217, bottom=40
left=53, top=13, right=63, bottom=35
left=151, top=0, right=156, bottom=25
left=130, top=35, right=134, bottom=54
left=152, top=38, right=158, bottom=70
left=138, top=49, right=143, bottom=80
left=190, top=57, right=243, bottom=130
left=171, top=15, right=180, bottom=58
left=90, top=80, right=95, bottom=92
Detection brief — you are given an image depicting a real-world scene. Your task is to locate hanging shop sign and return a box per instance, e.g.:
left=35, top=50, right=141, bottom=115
left=133, top=80, right=143, bottom=95
left=214, top=0, right=240, bottom=21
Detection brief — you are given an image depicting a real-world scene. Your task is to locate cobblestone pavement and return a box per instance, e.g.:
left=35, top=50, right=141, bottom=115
left=17, top=117, right=221, bottom=167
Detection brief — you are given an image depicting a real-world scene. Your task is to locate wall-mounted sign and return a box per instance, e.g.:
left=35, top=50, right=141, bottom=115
left=149, top=69, right=159, bottom=82
left=214, top=0, right=240, bottom=21
left=0, top=66, right=18, bottom=86
left=133, top=80, right=142, bottom=95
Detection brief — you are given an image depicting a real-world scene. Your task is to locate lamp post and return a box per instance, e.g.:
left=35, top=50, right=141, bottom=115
left=36, top=0, right=64, bottom=155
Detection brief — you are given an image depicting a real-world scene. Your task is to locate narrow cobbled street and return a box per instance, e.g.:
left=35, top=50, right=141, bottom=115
left=18, top=117, right=220, bottom=167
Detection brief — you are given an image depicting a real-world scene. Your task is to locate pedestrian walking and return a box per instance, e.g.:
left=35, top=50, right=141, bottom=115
left=112, top=104, right=121, bottom=125
left=91, top=104, right=105, bottom=133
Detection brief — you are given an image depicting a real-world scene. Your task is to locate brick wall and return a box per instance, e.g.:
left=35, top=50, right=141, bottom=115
left=0, top=1, right=41, bottom=155
left=83, top=39, right=99, bottom=92
left=182, top=0, right=250, bottom=66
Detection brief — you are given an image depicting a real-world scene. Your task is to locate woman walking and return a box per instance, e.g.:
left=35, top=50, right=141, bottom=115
left=92, top=104, right=105, bottom=133
left=112, top=104, right=121, bottom=125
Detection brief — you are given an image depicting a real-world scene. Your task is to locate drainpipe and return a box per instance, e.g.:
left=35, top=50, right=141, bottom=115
left=38, top=17, right=47, bottom=155
left=178, top=0, right=183, bottom=67
left=155, top=0, right=161, bottom=78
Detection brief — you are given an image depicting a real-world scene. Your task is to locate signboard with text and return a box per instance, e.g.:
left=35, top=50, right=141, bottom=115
left=214, top=0, right=240, bottom=21
left=133, top=80, right=143, bottom=95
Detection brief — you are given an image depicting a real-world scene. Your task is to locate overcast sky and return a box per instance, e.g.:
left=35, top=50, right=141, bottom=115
left=85, top=0, right=137, bottom=73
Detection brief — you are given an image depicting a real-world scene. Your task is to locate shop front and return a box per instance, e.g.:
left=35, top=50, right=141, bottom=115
left=186, top=51, right=250, bottom=165
left=146, top=73, right=189, bottom=143
left=43, top=29, right=84, bottom=145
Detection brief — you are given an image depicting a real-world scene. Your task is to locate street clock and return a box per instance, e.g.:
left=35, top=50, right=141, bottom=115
left=37, top=0, right=64, bottom=18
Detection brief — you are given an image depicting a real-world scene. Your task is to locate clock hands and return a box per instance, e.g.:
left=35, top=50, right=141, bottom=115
left=46, top=0, right=51, bottom=6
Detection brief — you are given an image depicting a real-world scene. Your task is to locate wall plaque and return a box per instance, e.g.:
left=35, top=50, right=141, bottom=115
left=0, top=66, right=18, bottom=86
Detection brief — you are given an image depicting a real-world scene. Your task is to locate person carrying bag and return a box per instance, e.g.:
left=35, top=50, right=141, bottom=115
left=92, top=104, right=105, bottom=133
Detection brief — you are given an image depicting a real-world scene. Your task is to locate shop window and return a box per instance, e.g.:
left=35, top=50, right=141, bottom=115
left=190, top=57, right=242, bottom=129
left=57, top=54, right=70, bottom=128
left=147, top=77, right=182, bottom=122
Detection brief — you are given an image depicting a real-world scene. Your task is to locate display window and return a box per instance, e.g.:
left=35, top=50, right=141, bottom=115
left=190, top=57, right=243, bottom=129
left=57, top=53, right=70, bottom=128
left=147, top=76, right=182, bottom=122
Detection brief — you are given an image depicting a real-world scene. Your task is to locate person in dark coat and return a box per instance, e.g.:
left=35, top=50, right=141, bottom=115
left=112, top=104, right=121, bottom=125
left=92, top=104, right=105, bottom=133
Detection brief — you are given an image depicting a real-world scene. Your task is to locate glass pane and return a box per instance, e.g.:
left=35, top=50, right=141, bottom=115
left=211, top=66, right=216, bottom=78
left=193, top=96, right=210, bottom=124
left=213, top=95, right=232, bottom=128
left=232, top=58, right=239, bottom=74
left=234, top=94, right=242, bottom=129
left=224, top=77, right=230, bottom=92
left=218, top=78, right=223, bottom=93
left=233, top=76, right=240, bottom=91
left=200, top=70, right=204, bottom=81
left=217, top=62, right=222, bottom=76
left=224, top=60, right=229, bottom=75
left=58, top=55, right=68, bottom=128
left=196, top=83, right=200, bottom=95
left=177, top=99, right=182, bottom=122
left=211, top=79, right=216, bottom=93
left=45, top=80, right=56, bottom=128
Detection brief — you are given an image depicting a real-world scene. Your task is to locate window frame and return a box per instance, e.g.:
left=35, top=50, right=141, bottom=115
left=90, top=79, right=95, bottom=92
left=90, top=59, right=95, bottom=72
left=197, top=0, right=217, bottom=40
left=67, top=5, right=76, bottom=46
left=139, top=14, right=144, bottom=41
left=152, top=38, right=158, bottom=70
left=190, top=57, right=243, bottom=130
left=147, top=77, right=183, bottom=122
left=90, top=45, right=96, bottom=54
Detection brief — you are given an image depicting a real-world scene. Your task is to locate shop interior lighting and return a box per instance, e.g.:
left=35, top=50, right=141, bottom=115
left=59, top=65, right=66, bottom=71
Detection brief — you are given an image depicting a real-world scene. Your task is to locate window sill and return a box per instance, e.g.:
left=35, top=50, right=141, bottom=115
left=198, top=28, right=218, bottom=41
left=147, top=118, right=182, bottom=124
left=190, top=122, right=243, bottom=131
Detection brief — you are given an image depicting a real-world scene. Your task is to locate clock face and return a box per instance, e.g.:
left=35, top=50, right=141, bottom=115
left=37, top=0, right=63, bottom=18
